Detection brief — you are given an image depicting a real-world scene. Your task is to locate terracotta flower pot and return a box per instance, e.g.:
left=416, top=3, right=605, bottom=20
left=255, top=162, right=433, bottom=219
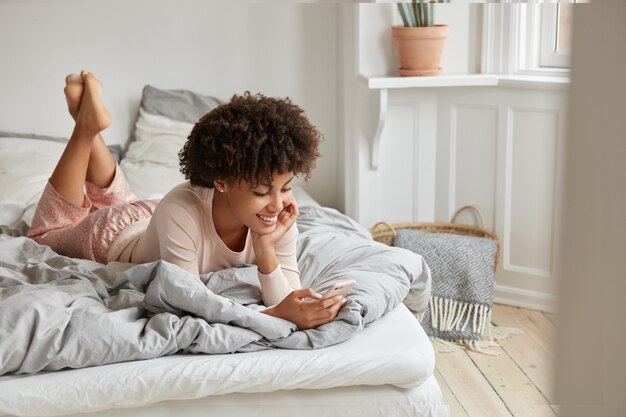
left=392, top=25, right=449, bottom=76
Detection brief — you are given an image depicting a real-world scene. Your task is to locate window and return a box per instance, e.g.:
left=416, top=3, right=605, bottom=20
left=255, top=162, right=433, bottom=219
left=556, top=3, right=575, bottom=54
left=540, top=1, right=588, bottom=68
left=482, top=1, right=589, bottom=76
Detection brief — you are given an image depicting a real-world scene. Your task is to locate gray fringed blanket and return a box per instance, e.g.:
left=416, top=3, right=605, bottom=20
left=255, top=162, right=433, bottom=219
left=393, top=229, right=501, bottom=352
left=0, top=206, right=430, bottom=375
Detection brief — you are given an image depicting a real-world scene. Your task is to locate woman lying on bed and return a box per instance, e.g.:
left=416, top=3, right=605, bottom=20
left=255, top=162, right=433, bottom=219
left=26, top=71, right=346, bottom=330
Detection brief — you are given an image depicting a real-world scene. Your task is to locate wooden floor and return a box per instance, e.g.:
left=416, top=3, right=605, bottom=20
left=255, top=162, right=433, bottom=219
left=435, top=304, right=559, bottom=417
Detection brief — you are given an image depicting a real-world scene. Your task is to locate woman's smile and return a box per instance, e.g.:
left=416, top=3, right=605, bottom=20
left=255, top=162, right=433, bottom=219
left=257, top=213, right=278, bottom=226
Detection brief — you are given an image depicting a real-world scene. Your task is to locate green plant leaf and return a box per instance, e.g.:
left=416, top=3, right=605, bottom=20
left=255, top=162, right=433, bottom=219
left=412, top=2, right=422, bottom=27
left=398, top=0, right=448, bottom=27
left=397, top=3, right=410, bottom=27
left=427, top=3, right=434, bottom=26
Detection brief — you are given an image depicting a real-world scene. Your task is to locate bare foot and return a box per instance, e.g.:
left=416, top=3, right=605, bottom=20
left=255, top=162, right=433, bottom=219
left=63, top=73, right=83, bottom=120
left=74, top=71, right=112, bottom=136
left=63, top=74, right=84, bottom=120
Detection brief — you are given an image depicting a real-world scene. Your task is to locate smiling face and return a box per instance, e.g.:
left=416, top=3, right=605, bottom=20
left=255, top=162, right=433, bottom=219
left=214, top=171, right=295, bottom=236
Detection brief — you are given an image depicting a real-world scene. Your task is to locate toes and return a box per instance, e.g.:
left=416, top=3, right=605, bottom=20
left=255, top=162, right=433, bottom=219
left=64, top=78, right=83, bottom=98
left=81, top=72, right=103, bottom=95
left=81, top=70, right=96, bottom=82
left=65, top=73, right=82, bottom=85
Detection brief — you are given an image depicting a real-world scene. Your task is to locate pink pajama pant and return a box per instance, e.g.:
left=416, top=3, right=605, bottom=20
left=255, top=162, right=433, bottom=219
left=26, top=165, right=159, bottom=264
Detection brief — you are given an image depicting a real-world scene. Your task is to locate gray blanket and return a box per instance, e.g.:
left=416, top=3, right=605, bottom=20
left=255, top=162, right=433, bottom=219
left=393, top=229, right=496, bottom=343
left=0, top=206, right=430, bottom=375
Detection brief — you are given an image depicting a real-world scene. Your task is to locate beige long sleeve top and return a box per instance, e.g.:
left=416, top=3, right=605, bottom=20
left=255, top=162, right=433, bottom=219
left=108, top=182, right=301, bottom=306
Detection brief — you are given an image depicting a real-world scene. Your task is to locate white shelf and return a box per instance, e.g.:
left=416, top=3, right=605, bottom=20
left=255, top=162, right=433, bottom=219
left=362, top=73, right=570, bottom=90
left=363, top=74, right=499, bottom=89
left=498, top=75, right=570, bottom=89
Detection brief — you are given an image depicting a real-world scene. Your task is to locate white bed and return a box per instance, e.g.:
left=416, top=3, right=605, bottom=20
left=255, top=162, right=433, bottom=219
left=0, top=86, right=449, bottom=417
left=0, top=304, right=446, bottom=417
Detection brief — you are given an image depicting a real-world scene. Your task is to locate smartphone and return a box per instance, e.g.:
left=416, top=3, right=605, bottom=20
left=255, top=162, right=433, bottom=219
left=322, top=280, right=356, bottom=299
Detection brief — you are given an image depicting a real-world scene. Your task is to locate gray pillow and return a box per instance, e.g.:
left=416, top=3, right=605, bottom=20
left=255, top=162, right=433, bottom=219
left=140, top=85, right=222, bottom=124
left=0, top=132, right=123, bottom=163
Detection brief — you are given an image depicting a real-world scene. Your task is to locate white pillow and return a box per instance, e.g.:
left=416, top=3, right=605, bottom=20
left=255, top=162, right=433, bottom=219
left=120, top=161, right=184, bottom=201
left=0, top=137, right=65, bottom=206
left=133, top=107, right=194, bottom=143
left=0, top=137, right=68, bottom=227
left=123, top=108, right=193, bottom=166
left=120, top=109, right=191, bottom=199
left=119, top=85, right=222, bottom=199
left=0, top=203, right=29, bottom=229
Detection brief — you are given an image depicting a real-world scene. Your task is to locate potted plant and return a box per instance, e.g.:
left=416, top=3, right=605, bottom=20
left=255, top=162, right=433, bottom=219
left=392, top=0, right=450, bottom=76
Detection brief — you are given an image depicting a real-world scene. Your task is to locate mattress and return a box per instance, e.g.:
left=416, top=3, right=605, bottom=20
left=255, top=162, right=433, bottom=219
left=0, top=305, right=446, bottom=417
left=61, top=375, right=447, bottom=417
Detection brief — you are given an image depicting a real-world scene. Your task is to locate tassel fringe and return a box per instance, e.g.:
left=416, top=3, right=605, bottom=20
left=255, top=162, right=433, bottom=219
left=429, top=337, right=464, bottom=353
left=420, top=296, right=524, bottom=356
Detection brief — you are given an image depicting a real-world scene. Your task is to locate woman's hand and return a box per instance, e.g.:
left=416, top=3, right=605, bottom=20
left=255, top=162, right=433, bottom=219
left=252, top=198, right=299, bottom=251
left=251, top=199, right=299, bottom=274
left=262, top=288, right=348, bottom=330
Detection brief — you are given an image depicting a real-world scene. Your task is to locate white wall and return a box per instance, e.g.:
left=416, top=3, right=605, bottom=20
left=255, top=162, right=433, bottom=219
left=0, top=0, right=340, bottom=209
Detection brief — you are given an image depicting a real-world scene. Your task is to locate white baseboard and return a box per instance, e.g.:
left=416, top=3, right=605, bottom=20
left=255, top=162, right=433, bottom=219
left=493, top=284, right=558, bottom=313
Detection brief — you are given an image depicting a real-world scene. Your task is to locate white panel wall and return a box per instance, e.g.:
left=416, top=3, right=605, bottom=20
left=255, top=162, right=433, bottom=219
left=378, top=105, right=416, bottom=223
left=448, top=103, right=498, bottom=229
left=0, top=0, right=340, bottom=208
left=350, top=80, right=567, bottom=310
left=508, top=108, right=558, bottom=274
left=437, top=87, right=566, bottom=310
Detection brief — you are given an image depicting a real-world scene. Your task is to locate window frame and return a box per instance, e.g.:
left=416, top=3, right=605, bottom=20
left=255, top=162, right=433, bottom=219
left=481, top=1, right=572, bottom=77
left=539, top=3, right=572, bottom=68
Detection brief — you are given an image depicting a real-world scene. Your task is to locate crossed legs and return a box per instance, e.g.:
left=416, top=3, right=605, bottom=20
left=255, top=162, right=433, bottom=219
left=50, top=71, right=116, bottom=207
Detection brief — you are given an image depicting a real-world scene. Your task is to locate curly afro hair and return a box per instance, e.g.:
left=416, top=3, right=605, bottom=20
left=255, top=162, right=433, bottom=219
left=179, top=91, right=322, bottom=189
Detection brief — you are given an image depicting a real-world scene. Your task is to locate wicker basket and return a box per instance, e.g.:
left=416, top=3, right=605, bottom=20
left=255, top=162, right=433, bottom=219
left=370, top=205, right=500, bottom=271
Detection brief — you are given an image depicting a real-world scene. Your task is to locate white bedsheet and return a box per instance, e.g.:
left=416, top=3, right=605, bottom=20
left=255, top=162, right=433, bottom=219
left=0, top=304, right=437, bottom=417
